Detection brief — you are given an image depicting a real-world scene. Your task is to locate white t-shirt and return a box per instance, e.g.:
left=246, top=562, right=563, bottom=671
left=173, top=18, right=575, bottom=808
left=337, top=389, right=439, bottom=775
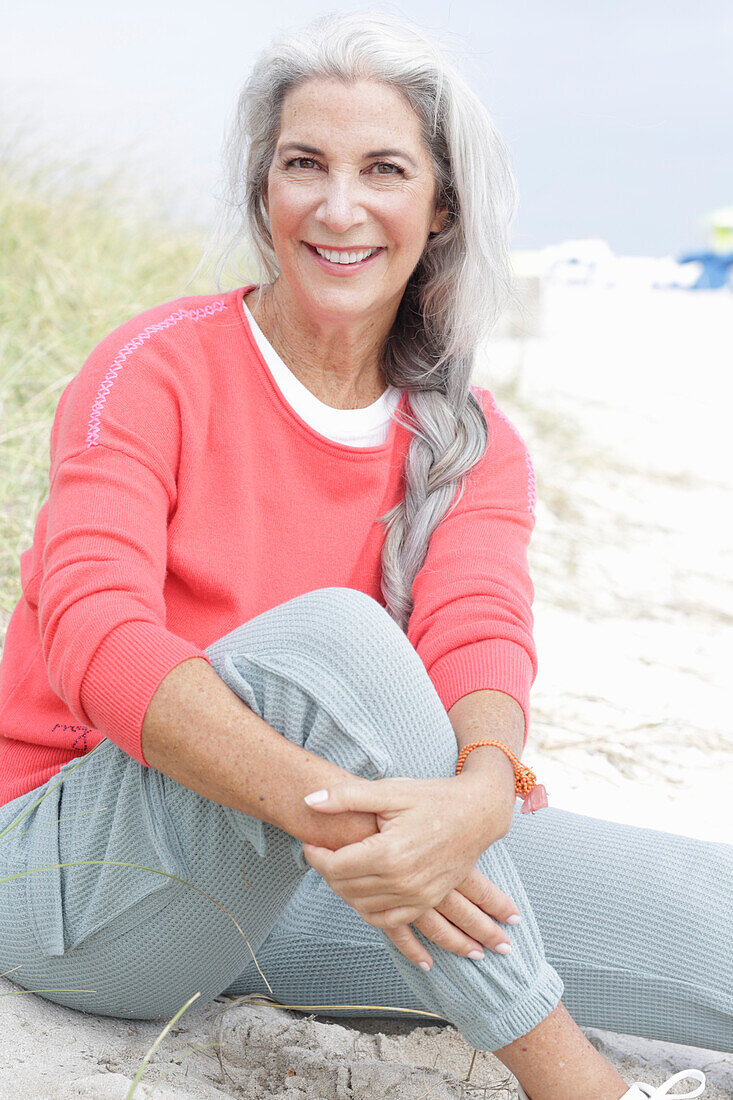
left=243, top=298, right=402, bottom=447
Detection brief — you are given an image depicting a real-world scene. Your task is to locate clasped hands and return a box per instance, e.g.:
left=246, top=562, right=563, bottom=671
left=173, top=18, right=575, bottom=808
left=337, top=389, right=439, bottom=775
left=301, top=774, right=520, bottom=970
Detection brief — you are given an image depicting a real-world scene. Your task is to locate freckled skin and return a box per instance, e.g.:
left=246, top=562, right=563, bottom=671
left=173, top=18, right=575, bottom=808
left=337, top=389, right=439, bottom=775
left=249, top=77, right=448, bottom=410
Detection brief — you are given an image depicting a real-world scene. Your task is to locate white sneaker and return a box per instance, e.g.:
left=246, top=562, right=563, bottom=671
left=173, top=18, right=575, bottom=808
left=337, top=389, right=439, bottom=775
left=515, top=1068, right=706, bottom=1098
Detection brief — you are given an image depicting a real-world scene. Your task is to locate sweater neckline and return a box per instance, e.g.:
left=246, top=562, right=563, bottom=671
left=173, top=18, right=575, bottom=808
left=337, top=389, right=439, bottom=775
left=233, top=285, right=407, bottom=460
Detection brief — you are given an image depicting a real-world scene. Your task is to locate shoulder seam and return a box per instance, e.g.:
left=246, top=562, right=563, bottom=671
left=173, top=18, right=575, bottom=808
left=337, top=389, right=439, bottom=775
left=85, top=299, right=228, bottom=448
left=53, top=441, right=177, bottom=508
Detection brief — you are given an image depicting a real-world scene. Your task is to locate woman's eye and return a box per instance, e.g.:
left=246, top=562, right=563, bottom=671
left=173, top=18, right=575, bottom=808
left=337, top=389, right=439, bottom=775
left=284, top=158, right=403, bottom=175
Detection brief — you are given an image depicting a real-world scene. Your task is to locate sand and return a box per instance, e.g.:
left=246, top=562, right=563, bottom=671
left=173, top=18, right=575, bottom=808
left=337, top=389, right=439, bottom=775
left=2, top=279, right=732, bottom=1098
left=2, top=992, right=733, bottom=1098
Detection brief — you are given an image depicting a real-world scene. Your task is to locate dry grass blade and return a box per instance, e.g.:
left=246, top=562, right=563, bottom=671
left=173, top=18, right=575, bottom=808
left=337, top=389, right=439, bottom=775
left=235, top=992, right=445, bottom=1019
left=0, top=806, right=112, bottom=848
left=0, top=740, right=108, bottom=839
left=0, top=859, right=274, bottom=996
left=124, top=990, right=201, bottom=1099
left=1, top=986, right=97, bottom=997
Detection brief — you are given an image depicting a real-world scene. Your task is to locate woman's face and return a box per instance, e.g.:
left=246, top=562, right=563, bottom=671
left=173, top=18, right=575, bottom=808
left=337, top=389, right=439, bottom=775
left=264, top=77, right=447, bottom=325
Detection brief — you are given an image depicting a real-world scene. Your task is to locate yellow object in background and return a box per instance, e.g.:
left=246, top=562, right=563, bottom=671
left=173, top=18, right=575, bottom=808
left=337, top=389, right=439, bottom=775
left=707, top=207, right=733, bottom=254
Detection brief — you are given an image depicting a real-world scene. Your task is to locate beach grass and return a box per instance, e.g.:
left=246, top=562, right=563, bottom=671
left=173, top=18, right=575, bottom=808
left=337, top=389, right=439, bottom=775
left=0, top=146, right=219, bottom=647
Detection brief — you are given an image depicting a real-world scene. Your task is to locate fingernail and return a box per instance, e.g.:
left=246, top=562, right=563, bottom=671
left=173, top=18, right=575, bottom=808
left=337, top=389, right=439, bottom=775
left=506, top=914, right=521, bottom=925
left=304, top=789, right=329, bottom=805
left=419, top=961, right=431, bottom=970
left=494, top=942, right=512, bottom=955
left=467, top=949, right=484, bottom=960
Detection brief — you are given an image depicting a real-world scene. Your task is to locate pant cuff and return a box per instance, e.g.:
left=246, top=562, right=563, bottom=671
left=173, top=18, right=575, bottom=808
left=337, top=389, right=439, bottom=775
left=463, top=962, right=565, bottom=1051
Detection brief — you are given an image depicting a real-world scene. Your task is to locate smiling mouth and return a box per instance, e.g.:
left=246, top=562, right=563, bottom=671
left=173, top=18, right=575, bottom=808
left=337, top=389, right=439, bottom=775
left=305, top=243, right=384, bottom=265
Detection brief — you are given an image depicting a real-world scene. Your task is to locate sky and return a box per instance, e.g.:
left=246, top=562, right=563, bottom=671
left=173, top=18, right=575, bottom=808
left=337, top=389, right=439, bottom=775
left=2, top=0, right=731, bottom=256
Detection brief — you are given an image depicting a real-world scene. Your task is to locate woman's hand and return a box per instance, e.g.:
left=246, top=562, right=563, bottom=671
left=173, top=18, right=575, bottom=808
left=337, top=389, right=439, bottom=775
left=301, top=776, right=520, bottom=970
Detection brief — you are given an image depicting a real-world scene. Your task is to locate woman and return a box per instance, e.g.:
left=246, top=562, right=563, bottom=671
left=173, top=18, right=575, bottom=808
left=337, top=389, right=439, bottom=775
left=0, top=12, right=727, bottom=1099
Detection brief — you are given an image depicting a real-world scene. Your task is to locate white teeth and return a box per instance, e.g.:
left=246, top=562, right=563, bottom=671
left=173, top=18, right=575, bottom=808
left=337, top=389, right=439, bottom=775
left=314, top=246, right=377, bottom=264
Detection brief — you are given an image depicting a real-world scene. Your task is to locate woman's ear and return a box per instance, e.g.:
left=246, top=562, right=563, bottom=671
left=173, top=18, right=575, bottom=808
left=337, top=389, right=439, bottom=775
left=429, top=202, right=449, bottom=236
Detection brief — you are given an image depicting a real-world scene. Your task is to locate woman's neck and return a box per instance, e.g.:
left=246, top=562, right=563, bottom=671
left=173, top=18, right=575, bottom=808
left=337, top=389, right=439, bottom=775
left=245, top=281, right=393, bottom=410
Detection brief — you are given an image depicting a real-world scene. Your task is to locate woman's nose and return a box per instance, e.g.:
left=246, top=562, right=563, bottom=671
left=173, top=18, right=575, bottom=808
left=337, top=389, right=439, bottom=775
left=315, top=175, right=368, bottom=234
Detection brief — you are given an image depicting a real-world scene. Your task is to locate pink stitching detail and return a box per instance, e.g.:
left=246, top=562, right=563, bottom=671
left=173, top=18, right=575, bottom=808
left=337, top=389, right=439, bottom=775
left=487, top=392, right=537, bottom=514
left=85, top=300, right=228, bottom=447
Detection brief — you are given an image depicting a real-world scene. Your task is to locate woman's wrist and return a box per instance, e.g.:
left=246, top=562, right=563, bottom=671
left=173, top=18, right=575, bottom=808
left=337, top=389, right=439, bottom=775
left=447, top=689, right=525, bottom=838
left=454, top=764, right=517, bottom=840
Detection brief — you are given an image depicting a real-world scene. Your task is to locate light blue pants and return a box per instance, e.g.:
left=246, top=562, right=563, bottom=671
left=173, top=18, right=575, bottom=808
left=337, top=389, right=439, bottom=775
left=1, top=588, right=731, bottom=1053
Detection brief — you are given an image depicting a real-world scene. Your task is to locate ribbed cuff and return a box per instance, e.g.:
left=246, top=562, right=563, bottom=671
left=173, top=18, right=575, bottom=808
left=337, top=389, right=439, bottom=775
left=463, top=960, right=564, bottom=1051
left=428, top=639, right=535, bottom=747
left=80, top=620, right=212, bottom=766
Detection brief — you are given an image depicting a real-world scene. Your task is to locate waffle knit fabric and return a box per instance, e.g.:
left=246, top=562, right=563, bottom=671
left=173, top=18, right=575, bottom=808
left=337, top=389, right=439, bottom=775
left=0, top=287, right=537, bottom=808
left=2, top=588, right=732, bottom=1053
left=0, top=588, right=563, bottom=1050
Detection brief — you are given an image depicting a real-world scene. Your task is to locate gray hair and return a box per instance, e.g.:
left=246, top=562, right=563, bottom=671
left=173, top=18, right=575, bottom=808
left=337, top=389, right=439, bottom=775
left=214, top=10, right=519, bottom=632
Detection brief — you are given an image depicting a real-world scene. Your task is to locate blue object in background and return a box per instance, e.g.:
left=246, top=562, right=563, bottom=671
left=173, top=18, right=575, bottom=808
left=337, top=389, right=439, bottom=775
left=676, top=251, right=733, bottom=289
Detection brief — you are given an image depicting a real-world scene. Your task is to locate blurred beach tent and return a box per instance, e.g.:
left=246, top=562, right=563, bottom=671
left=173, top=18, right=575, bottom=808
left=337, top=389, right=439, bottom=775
left=509, top=238, right=727, bottom=291
left=531, top=239, right=688, bottom=290
left=542, top=238, right=615, bottom=285
left=676, top=207, right=733, bottom=290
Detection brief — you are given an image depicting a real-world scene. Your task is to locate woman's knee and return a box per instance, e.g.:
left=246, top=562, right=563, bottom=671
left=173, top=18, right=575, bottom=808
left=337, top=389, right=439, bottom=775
left=206, top=587, right=458, bottom=781
left=282, top=588, right=443, bottom=709
left=282, top=587, right=458, bottom=777
left=243, top=587, right=417, bottom=684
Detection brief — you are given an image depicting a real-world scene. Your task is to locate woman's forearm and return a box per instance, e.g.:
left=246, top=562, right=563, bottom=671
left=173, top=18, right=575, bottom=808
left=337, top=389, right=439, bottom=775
left=141, top=657, right=378, bottom=851
left=448, top=689, right=525, bottom=835
left=140, top=664, right=523, bottom=851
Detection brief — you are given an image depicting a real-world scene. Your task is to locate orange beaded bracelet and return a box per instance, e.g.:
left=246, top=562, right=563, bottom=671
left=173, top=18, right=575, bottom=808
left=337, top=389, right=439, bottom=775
left=456, top=739, right=548, bottom=814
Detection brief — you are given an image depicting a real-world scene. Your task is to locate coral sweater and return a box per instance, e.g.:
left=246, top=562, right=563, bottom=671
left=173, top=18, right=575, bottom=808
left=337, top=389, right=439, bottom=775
left=0, top=287, right=538, bottom=808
